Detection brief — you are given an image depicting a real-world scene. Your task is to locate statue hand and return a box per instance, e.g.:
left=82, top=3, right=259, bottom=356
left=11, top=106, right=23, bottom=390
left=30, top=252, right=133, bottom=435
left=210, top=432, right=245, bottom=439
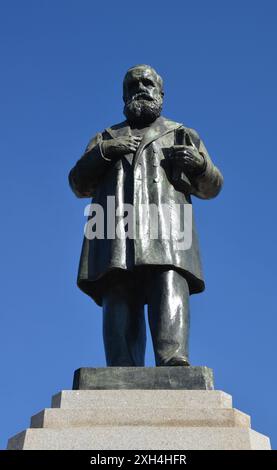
left=102, top=136, right=142, bottom=159
left=170, top=144, right=205, bottom=175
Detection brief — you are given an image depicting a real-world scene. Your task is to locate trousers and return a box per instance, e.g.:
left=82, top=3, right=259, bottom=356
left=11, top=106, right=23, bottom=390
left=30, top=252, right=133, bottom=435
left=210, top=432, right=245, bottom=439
left=102, top=266, right=190, bottom=366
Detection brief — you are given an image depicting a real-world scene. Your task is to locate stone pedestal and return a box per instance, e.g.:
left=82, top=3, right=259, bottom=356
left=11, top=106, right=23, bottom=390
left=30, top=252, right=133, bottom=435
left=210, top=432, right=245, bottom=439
left=73, top=366, right=214, bottom=390
left=7, top=367, right=271, bottom=450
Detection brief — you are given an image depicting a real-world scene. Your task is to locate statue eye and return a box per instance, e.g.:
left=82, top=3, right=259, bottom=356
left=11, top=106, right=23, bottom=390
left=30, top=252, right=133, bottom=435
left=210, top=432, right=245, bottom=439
left=142, top=79, right=154, bottom=87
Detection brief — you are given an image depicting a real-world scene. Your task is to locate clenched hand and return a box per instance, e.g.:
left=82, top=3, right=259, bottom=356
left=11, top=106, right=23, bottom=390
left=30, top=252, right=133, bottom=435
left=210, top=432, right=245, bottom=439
left=170, top=133, right=205, bottom=175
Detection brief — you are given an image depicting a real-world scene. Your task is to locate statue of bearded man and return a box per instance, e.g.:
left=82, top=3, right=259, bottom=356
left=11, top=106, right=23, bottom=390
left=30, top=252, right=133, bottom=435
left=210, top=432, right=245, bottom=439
left=69, top=64, right=223, bottom=367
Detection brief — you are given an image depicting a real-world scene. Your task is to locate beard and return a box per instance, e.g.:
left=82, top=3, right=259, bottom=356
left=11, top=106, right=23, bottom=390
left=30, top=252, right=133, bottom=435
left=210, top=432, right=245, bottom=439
left=124, top=94, right=163, bottom=126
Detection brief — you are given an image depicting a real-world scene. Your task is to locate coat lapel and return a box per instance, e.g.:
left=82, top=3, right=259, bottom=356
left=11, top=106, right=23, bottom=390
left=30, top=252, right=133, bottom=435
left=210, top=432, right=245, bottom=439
left=133, top=117, right=182, bottom=169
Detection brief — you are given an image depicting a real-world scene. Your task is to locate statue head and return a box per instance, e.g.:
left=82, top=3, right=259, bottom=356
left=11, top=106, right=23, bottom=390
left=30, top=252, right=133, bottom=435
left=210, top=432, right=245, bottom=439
left=123, top=64, right=164, bottom=126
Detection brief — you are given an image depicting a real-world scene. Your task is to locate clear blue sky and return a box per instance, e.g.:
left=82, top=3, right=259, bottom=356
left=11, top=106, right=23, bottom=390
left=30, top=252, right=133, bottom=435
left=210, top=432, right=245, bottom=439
left=1, top=0, right=276, bottom=450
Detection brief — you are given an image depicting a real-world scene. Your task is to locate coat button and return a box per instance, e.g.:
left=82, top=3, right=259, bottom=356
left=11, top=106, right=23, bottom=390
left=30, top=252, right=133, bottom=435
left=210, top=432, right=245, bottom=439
left=153, top=176, right=159, bottom=183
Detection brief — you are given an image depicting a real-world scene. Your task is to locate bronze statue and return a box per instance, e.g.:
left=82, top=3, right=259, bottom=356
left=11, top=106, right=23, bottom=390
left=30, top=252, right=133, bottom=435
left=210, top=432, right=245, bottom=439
left=69, top=64, right=223, bottom=367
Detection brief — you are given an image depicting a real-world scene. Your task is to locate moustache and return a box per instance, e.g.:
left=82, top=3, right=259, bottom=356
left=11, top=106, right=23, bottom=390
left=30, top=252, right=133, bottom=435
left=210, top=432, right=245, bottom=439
left=130, top=92, right=154, bottom=103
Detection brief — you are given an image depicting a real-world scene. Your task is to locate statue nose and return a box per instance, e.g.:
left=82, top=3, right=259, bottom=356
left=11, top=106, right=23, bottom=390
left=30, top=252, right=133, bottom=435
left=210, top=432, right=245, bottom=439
left=138, top=82, right=147, bottom=92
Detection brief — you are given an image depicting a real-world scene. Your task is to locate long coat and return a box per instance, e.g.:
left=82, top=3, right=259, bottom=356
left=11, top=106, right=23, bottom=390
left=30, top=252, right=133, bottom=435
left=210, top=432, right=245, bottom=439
left=69, top=116, right=223, bottom=305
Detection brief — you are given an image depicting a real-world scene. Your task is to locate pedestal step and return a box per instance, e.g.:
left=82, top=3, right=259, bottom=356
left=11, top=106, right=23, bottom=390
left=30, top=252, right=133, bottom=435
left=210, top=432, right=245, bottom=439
left=31, top=406, right=250, bottom=428
left=8, top=426, right=270, bottom=450
left=52, top=390, right=232, bottom=409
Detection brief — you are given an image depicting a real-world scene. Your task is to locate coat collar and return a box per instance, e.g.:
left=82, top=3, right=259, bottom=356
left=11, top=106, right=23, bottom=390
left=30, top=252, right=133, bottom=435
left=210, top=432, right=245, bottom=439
left=105, top=116, right=182, bottom=168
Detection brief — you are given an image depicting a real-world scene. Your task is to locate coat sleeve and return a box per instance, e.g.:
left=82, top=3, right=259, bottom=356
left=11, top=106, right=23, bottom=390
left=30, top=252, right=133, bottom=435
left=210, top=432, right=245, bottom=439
left=188, top=129, right=223, bottom=200
left=68, top=132, right=113, bottom=198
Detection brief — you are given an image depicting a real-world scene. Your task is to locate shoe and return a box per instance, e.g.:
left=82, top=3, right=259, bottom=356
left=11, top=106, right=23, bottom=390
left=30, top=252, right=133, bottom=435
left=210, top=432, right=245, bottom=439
left=160, top=357, right=190, bottom=366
